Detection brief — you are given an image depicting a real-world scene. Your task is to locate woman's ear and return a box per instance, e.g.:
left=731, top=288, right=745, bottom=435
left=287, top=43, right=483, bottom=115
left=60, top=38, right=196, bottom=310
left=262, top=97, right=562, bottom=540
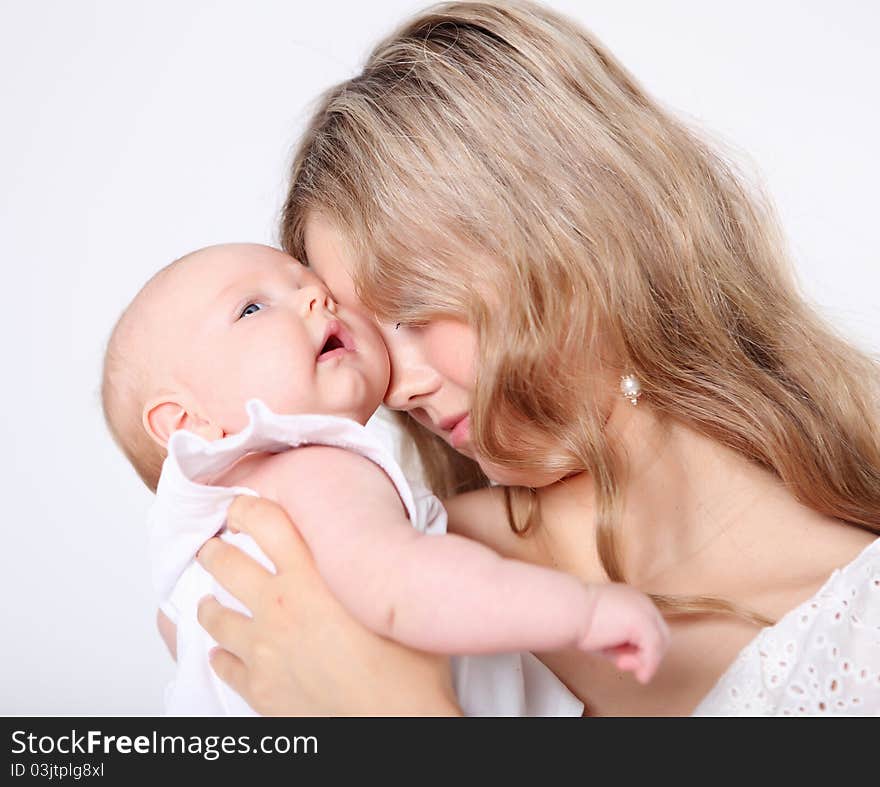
left=142, top=397, right=224, bottom=447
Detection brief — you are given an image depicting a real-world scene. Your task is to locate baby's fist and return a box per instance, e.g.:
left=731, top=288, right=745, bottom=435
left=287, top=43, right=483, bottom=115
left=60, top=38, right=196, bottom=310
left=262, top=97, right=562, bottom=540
left=579, top=583, right=670, bottom=684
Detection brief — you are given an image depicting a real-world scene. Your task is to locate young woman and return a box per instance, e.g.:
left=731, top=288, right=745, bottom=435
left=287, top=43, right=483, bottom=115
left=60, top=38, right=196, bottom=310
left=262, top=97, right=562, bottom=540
left=194, top=1, right=880, bottom=715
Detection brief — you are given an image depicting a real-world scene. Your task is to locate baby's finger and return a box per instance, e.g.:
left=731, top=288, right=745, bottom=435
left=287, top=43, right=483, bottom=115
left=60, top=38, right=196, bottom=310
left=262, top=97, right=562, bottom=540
left=602, top=643, right=638, bottom=658
left=615, top=653, right=642, bottom=675
left=197, top=595, right=253, bottom=660
left=226, top=496, right=313, bottom=574
left=636, top=658, right=660, bottom=685
left=634, top=623, right=669, bottom=684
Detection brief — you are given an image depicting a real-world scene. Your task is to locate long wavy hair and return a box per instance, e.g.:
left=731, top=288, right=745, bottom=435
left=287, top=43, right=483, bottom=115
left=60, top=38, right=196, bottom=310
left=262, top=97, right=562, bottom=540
left=280, top=1, right=880, bottom=623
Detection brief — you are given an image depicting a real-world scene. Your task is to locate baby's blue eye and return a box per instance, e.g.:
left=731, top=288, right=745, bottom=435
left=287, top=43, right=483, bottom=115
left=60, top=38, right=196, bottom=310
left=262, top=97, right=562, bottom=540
left=239, top=302, right=264, bottom=319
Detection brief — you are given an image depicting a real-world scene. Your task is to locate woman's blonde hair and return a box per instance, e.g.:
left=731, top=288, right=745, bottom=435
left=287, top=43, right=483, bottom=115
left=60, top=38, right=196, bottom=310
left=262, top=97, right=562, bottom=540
left=281, top=1, right=880, bottom=623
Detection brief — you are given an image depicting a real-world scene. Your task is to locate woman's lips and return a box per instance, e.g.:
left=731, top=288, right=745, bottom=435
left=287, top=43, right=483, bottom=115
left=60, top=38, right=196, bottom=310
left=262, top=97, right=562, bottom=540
left=449, top=415, right=471, bottom=449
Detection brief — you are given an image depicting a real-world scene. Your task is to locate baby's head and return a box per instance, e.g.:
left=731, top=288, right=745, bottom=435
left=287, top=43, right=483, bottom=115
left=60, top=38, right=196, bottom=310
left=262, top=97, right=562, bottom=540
left=102, top=243, right=390, bottom=491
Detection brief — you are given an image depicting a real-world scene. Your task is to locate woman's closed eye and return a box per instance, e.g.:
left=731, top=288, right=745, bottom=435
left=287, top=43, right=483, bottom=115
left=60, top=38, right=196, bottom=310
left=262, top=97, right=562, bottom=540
left=238, top=302, right=266, bottom=320
left=388, top=314, right=428, bottom=331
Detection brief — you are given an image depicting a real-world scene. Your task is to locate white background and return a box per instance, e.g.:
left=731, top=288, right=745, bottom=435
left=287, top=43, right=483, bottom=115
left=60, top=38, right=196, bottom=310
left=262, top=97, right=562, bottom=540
left=1, top=0, right=877, bottom=714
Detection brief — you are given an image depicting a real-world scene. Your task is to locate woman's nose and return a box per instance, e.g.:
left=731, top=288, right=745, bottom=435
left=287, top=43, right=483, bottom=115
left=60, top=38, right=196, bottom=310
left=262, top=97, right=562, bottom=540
left=380, top=327, right=442, bottom=411
left=384, top=363, right=441, bottom=410
left=298, top=285, right=336, bottom=316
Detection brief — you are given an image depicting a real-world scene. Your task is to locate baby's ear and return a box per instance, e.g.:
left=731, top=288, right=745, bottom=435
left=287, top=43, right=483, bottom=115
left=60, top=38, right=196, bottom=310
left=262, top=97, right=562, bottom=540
left=143, top=398, right=224, bottom=447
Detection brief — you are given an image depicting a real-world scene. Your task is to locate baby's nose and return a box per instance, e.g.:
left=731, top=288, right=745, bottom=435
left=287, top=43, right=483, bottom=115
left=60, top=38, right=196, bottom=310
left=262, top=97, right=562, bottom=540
left=299, top=285, right=336, bottom=316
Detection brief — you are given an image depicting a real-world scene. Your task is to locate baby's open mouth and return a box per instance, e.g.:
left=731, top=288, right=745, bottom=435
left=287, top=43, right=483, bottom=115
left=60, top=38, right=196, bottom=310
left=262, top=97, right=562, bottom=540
left=319, top=334, right=345, bottom=355
left=317, top=321, right=355, bottom=361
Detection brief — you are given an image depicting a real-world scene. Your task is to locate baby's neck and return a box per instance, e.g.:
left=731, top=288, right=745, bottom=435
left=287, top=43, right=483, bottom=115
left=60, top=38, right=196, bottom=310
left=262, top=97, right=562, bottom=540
left=196, top=450, right=276, bottom=489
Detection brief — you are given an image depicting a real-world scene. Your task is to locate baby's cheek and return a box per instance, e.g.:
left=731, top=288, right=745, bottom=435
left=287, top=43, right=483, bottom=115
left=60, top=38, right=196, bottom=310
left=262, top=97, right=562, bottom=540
left=183, top=351, right=235, bottom=423
left=205, top=353, right=285, bottom=428
left=236, top=354, right=311, bottom=414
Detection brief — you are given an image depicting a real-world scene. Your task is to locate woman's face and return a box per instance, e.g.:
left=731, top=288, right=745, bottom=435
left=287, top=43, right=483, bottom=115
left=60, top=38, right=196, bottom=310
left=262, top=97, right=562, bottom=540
left=303, top=214, right=566, bottom=487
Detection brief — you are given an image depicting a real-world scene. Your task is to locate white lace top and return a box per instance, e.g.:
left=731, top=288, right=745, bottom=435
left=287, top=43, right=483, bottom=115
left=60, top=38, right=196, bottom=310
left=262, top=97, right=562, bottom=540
left=693, top=537, right=880, bottom=716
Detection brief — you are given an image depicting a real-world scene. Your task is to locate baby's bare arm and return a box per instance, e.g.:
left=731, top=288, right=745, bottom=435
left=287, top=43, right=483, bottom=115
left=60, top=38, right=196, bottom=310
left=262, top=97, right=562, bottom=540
left=258, top=446, right=604, bottom=654
left=257, top=445, right=432, bottom=635
left=240, top=446, right=668, bottom=678
left=382, top=537, right=669, bottom=681
left=375, top=528, right=604, bottom=653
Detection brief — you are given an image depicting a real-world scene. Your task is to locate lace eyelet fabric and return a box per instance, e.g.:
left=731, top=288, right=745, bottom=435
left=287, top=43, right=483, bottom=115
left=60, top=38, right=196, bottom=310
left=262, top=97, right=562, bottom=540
left=693, top=538, right=880, bottom=716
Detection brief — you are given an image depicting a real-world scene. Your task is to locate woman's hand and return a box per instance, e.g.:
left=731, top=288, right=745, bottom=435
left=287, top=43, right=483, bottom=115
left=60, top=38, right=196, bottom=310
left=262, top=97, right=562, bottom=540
left=196, top=495, right=461, bottom=716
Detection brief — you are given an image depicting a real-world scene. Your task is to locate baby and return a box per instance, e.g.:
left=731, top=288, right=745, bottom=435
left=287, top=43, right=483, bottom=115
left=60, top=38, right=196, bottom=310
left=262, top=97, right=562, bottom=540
left=102, top=243, right=669, bottom=715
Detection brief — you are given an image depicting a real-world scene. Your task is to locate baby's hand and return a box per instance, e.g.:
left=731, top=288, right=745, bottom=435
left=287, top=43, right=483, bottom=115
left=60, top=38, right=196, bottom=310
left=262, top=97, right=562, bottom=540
left=578, top=583, right=670, bottom=684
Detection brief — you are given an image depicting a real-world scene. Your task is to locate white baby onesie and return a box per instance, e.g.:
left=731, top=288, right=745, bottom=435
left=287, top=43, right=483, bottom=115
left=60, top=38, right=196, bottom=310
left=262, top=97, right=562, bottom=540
left=149, top=399, right=584, bottom=717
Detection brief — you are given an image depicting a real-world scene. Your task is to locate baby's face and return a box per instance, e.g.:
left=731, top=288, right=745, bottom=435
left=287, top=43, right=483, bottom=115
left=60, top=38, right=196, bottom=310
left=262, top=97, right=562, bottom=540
left=157, top=244, right=390, bottom=433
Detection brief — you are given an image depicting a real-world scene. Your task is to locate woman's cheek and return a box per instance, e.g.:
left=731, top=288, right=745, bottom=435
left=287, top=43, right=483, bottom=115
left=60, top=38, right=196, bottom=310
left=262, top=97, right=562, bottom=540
left=424, top=320, right=478, bottom=388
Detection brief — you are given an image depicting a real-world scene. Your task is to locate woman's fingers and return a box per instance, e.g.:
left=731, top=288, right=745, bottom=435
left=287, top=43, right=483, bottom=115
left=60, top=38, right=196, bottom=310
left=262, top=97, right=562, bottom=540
left=226, top=495, right=312, bottom=573
left=208, top=647, right=249, bottom=700
left=197, top=595, right=252, bottom=660
left=200, top=557, right=459, bottom=715
left=196, top=536, right=273, bottom=612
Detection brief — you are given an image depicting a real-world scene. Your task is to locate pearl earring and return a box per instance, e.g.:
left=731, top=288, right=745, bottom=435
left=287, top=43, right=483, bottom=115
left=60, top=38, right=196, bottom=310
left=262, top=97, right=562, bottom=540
left=619, top=374, right=642, bottom=406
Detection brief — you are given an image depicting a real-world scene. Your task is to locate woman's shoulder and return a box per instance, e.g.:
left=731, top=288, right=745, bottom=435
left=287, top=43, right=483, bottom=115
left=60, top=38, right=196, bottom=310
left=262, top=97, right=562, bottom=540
left=443, top=486, right=537, bottom=560
left=694, top=536, right=880, bottom=716
left=443, top=486, right=505, bottom=538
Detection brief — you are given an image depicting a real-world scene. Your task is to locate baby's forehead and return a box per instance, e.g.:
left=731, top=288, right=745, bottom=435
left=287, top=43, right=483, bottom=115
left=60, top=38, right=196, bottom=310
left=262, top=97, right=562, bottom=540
left=166, top=244, right=304, bottom=295
left=185, top=243, right=300, bottom=279
left=134, top=244, right=303, bottom=325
